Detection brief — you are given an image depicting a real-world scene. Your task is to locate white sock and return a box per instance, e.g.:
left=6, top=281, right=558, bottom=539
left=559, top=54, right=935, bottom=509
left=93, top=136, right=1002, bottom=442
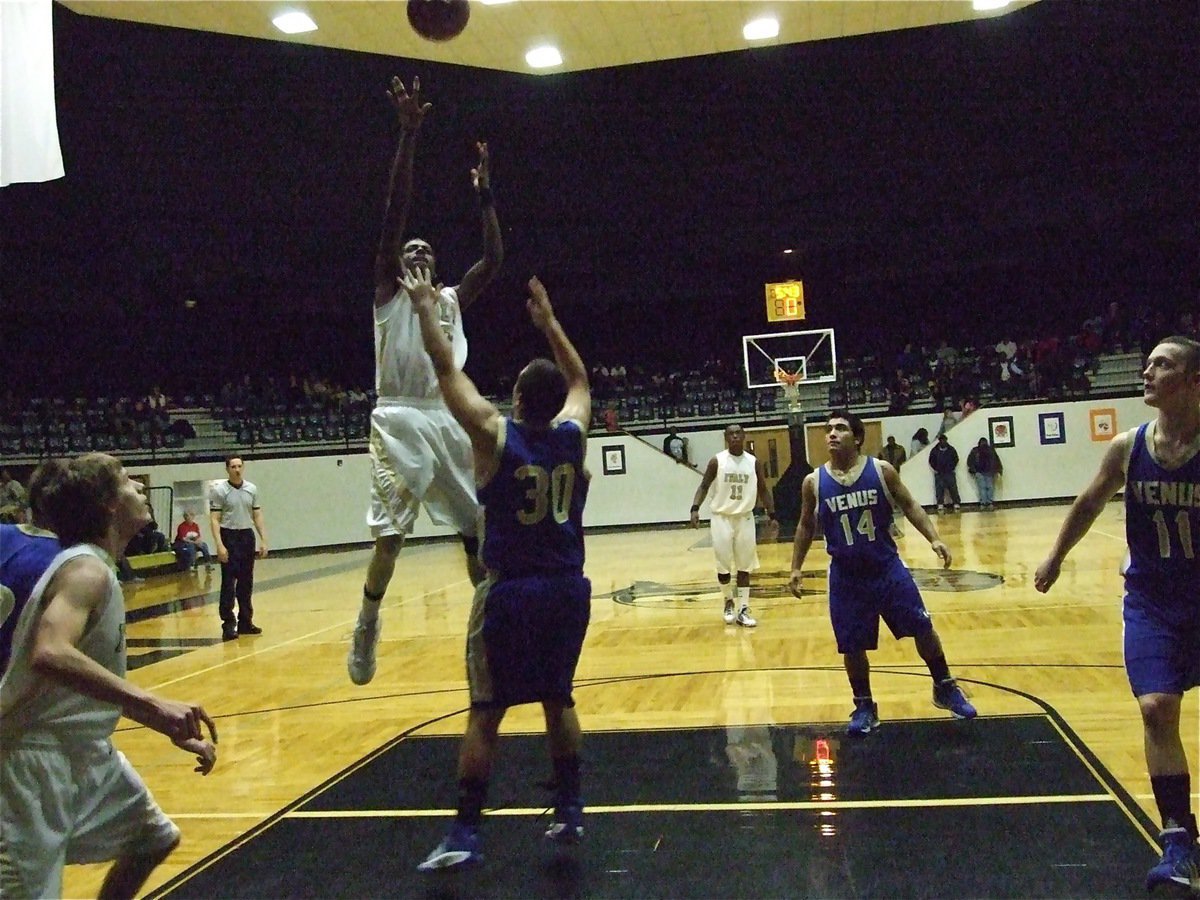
left=721, top=583, right=734, bottom=602
left=737, top=586, right=750, bottom=611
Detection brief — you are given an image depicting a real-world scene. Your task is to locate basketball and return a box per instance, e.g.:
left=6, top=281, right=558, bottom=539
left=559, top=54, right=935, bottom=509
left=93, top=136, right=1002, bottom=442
left=406, top=0, right=470, bottom=42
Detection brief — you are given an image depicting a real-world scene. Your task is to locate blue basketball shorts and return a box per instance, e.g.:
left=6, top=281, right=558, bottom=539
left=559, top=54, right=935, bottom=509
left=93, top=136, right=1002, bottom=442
left=467, top=573, right=591, bottom=710
left=828, top=557, right=933, bottom=654
left=1123, top=591, right=1200, bottom=697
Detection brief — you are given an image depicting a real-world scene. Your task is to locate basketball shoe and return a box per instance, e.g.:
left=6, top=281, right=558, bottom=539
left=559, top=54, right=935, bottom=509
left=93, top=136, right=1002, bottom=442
left=545, top=804, right=584, bottom=845
left=417, top=822, right=483, bottom=872
left=723, top=599, right=736, bottom=624
left=933, top=679, right=977, bottom=719
left=347, top=614, right=380, bottom=685
left=735, top=607, right=757, bottom=628
left=847, top=698, right=880, bottom=736
left=1146, top=825, right=1200, bottom=894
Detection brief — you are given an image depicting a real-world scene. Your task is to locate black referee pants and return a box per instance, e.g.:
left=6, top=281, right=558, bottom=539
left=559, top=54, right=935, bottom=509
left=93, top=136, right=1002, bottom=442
left=219, top=527, right=257, bottom=630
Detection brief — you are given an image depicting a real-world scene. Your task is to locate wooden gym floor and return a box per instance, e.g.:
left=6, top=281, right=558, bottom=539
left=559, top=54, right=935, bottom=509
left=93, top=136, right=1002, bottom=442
left=62, top=501, right=1196, bottom=898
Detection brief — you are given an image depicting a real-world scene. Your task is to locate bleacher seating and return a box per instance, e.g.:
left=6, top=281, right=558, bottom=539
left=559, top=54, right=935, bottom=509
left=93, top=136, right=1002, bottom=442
left=0, top=346, right=1155, bottom=466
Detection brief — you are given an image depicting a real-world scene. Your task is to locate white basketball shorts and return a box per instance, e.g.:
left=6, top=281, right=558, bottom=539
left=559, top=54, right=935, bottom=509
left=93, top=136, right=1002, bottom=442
left=0, top=738, right=179, bottom=899
left=367, top=400, right=479, bottom=539
left=710, top=512, right=760, bottom=575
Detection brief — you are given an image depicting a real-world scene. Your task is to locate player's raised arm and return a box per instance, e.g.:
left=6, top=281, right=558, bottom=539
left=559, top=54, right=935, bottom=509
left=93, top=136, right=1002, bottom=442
left=374, top=76, right=431, bottom=307
left=1034, top=432, right=1130, bottom=592
left=407, top=268, right=501, bottom=458
left=455, top=142, right=504, bottom=311
left=524, top=277, right=589, bottom=426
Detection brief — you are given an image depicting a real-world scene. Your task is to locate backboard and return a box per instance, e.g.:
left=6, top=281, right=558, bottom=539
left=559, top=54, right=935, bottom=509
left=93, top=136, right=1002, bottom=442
left=741, top=327, right=837, bottom=390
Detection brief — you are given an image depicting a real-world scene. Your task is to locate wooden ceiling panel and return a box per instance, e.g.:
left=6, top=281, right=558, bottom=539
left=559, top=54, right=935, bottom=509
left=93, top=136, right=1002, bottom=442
left=58, top=1, right=1038, bottom=75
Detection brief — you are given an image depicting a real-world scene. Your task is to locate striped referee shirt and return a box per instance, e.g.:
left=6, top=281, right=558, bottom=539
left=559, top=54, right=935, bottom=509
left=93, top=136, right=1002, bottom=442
left=209, top=479, right=260, bottom=530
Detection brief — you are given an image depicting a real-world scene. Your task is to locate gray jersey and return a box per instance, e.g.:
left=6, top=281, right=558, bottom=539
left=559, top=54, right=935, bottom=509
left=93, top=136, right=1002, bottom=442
left=0, top=545, right=125, bottom=743
left=209, top=479, right=259, bottom=530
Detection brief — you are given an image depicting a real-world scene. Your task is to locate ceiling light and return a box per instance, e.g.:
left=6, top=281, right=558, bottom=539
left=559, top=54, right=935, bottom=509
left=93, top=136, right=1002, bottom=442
left=782, top=249, right=794, bottom=254
left=743, top=17, right=779, bottom=41
left=272, top=11, right=317, bottom=34
left=526, top=45, right=563, bottom=68
left=972, top=0, right=1011, bottom=10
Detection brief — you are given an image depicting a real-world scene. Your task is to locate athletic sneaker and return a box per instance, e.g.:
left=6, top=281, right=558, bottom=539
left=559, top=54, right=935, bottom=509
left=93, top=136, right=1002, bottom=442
left=723, top=599, right=736, bottom=624
left=347, top=614, right=380, bottom=685
left=847, top=698, right=880, bottom=736
left=545, top=804, right=584, bottom=845
left=735, top=607, right=757, bottom=628
left=417, top=822, right=483, bottom=872
left=1146, top=826, right=1200, bottom=894
left=933, top=679, right=977, bottom=719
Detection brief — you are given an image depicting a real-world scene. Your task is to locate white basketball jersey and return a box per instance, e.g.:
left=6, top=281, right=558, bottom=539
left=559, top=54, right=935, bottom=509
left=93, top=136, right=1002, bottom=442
left=0, top=545, right=126, bottom=742
left=374, top=284, right=468, bottom=402
left=709, top=450, right=758, bottom=516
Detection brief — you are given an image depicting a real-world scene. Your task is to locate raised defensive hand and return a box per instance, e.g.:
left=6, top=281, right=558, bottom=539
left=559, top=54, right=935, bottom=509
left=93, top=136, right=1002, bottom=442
left=174, top=736, right=218, bottom=775
left=526, top=276, right=555, bottom=332
left=388, top=75, right=431, bottom=130
left=471, top=141, right=490, bottom=191
left=401, top=266, right=438, bottom=310
left=932, top=540, right=952, bottom=569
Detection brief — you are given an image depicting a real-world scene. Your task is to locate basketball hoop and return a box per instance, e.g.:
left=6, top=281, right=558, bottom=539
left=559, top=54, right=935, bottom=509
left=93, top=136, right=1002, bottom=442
left=774, top=368, right=804, bottom=414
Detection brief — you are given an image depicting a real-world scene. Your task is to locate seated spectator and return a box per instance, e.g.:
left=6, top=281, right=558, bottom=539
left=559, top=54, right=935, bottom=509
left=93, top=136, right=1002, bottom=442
left=895, top=342, right=920, bottom=376
left=886, top=370, right=912, bottom=414
left=0, top=468, right=28, bottom=524
left=1100, top=300, right=1128, bottom=351
left=115, top=555, right=143, bottom=584
left=173, top=510, right=213, bottom=571
left=603, top=404, right=619, bottom=432
left=934, top=340, right=959, bottom=369
left=147, top=385, right=170, bottom=417
left=663, top=429, right=689, bottom=464
left=168, top=417, right=197, bottom=440
left=126, top=516, right=168, bottom=557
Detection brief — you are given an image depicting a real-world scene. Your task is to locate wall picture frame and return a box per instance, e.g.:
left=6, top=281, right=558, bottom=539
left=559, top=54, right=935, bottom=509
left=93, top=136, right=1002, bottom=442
left=988, top=415, right=1015, bottom=449
left=1089, top=407, right=1117, bottom=441
left=602, top=444, right=626, bottom=476
left=1038, top=412, right=1065, bottom=445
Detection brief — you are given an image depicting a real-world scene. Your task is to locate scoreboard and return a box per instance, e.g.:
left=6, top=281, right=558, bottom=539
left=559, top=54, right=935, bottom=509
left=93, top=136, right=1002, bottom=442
left=765, top=281, right=805, bottom=323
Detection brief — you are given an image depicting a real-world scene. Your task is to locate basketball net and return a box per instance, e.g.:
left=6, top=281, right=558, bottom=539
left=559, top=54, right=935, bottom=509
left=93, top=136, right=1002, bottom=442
left=774, top=368, right=804, bottom=419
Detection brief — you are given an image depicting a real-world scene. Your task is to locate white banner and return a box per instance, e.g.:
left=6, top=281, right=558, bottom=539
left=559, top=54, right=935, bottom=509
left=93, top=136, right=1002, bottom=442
left=1, top=0, right=65, bottom=187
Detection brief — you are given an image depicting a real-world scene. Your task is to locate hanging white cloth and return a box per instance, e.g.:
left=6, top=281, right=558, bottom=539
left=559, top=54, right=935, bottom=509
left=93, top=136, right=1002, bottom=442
left=1, top=0, right=65, bottom=187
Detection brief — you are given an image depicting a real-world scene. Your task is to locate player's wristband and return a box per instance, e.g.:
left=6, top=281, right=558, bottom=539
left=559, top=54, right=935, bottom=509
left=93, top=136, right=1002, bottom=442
left=478, top=186, right=494, bottom=208
left=690, top=505, right=700, bottom=513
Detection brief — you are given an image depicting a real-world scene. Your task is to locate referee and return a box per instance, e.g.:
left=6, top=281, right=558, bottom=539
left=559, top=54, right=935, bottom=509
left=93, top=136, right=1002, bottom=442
left=209, top=456, right=268, bottom=641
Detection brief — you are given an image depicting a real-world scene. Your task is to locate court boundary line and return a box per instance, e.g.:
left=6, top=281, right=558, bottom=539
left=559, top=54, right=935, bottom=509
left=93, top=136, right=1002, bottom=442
left=281, top=794, right=1114, bottom=818
left=144, top=671, right=1161, bottom=899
